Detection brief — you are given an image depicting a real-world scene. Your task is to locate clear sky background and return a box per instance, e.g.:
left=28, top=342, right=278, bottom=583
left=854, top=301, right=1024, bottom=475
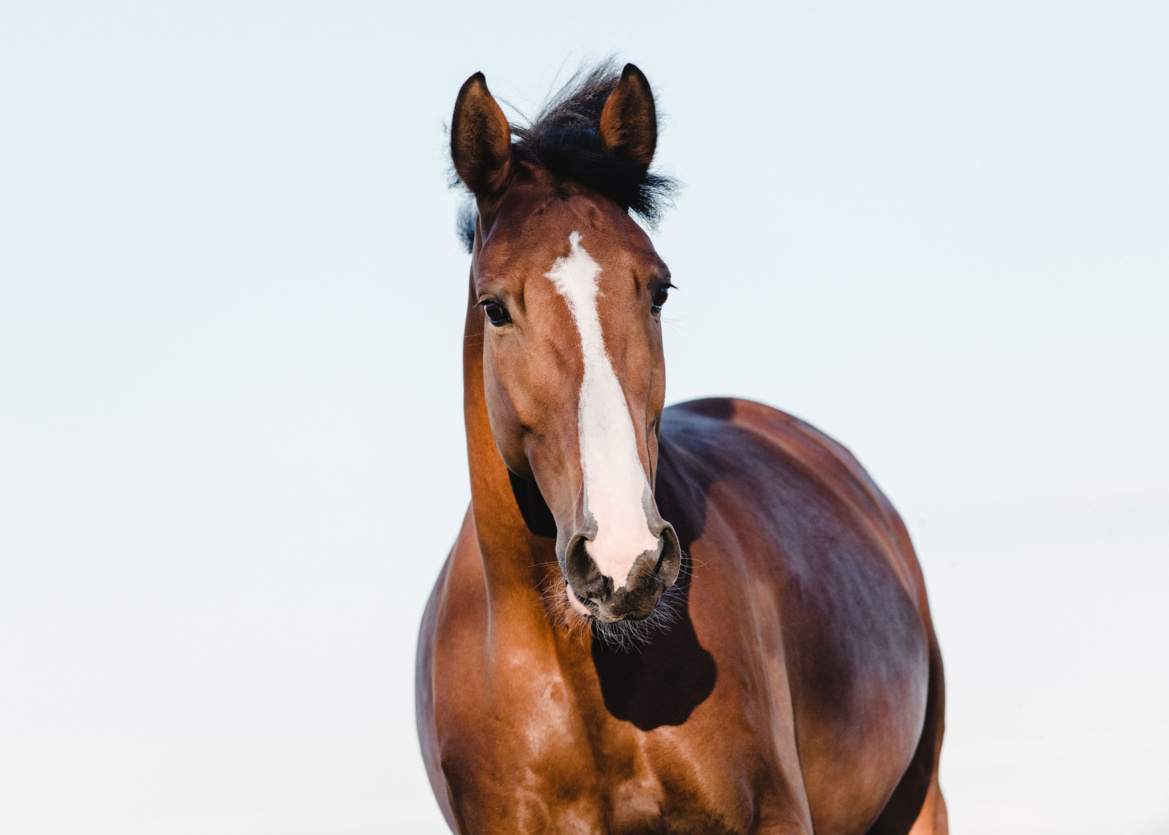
left=2, top=2, right=1167, bottom=833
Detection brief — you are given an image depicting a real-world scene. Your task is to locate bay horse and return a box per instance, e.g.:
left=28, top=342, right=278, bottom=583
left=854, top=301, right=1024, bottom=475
left=416, top=63, right=946, bottom=834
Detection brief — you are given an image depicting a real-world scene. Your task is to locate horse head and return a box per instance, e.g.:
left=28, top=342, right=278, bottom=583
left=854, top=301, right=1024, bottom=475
left=451, top=64, right=681, bottom=625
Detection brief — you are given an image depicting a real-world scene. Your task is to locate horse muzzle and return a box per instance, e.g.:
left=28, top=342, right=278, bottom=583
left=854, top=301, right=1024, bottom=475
left=563, top=522, right=681, bottom=623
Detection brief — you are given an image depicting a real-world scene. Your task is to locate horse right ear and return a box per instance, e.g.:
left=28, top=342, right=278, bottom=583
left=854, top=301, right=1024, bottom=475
left=451, top=72, right=513, bottom=198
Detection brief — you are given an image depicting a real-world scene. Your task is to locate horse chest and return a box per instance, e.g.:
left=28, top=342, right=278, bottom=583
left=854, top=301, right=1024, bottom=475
left=440, top=677, right=756, bottom=834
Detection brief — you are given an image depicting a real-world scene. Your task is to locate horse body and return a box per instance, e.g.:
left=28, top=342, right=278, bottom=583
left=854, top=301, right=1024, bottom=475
left=416, top=63, right=946, bottom=834
left=419, top=397, right=943, bottom=834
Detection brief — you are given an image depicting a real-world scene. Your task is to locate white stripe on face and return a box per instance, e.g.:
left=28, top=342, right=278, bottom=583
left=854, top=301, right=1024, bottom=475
left=545, top=232, right=660, bottom=588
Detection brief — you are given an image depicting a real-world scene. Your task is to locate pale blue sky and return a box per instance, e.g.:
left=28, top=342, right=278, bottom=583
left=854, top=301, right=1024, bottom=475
left=2, top=2, right=1167, bottom=833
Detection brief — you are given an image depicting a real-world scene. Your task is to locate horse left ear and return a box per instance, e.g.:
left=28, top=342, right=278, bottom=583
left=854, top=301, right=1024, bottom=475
left=599, top=63, right=657, bottom=167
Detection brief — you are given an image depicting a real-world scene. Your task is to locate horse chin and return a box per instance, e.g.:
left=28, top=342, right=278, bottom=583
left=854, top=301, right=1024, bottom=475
left=566, top=582, right=680, bottom=652
left=567, top=581, right=663, bottom=623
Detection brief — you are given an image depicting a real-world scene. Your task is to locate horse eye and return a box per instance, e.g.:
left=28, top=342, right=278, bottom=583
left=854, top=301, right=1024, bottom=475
left=651, top=286, right=670, bottom=313
left=481, top=300, right=511, bottom=327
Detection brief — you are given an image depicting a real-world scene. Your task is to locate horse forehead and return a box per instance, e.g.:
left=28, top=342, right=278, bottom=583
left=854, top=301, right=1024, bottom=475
left=487, top=185, right=651, bottom=267
left=480, top=231, right=638, bottom=296
left=477, top=204, right=663, bottom=308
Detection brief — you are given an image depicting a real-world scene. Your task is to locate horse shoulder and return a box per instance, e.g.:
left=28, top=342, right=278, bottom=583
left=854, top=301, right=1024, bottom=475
left=416, top=510, right=480, bottom=830
left=418, top=511, right=611, bottom=832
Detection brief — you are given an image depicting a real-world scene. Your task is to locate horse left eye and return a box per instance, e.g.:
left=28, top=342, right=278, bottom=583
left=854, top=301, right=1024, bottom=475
left=651, top=286, right=670, bottom=313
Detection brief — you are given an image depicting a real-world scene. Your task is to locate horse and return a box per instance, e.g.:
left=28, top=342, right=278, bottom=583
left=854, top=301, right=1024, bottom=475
left=415, top=62, right=947, bottom=835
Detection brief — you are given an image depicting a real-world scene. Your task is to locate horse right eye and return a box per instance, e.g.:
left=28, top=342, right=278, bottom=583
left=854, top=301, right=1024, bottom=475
left=482, top=300, right=511, bottom=326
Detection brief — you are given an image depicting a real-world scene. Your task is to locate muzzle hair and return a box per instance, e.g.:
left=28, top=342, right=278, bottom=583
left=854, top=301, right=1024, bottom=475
left=539, top=556, right=687, bottom=653
left=588, top=584, right=683, bottom=651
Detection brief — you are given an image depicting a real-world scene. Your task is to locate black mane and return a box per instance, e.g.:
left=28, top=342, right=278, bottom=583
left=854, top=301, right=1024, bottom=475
left=455, top=62, right=677, bottom=254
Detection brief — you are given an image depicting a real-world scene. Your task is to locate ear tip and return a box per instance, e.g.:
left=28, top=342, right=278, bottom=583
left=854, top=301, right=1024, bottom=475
left=461, top=71, right=488, bottom=94
left=621, top=63, right=648, bottom=82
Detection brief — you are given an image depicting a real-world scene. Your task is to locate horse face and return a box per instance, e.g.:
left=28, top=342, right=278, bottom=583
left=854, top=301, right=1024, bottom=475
left=452, top=67, right=681, bottom=624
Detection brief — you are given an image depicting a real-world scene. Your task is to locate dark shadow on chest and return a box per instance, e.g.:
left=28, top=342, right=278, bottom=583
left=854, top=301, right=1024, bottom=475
left=590, top=570, right=717, bottom=730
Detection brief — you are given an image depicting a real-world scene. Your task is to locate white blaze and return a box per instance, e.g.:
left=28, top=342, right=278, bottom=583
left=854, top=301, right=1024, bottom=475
left=545, top=231, right=660, bottom=587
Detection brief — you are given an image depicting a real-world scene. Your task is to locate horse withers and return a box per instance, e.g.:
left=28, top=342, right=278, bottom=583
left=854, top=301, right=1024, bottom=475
left=415, top=63, right=947, bottom=835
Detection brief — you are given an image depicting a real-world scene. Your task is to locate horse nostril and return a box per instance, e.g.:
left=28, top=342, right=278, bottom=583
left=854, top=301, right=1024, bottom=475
left=566, top=534, right=611, bottom=603
left=656, top=524, right=682, bottom=588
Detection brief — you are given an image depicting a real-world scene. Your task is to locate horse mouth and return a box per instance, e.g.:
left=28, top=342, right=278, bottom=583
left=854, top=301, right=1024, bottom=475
left=566, top=584, right=597, bottom=617
left=567, top=584, right=633, bottom=623
left=566, top=583, right=662, bottom=624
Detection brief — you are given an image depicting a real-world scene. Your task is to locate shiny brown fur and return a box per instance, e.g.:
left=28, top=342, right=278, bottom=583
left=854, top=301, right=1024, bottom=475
left=416, top=64, right=946, bottom=834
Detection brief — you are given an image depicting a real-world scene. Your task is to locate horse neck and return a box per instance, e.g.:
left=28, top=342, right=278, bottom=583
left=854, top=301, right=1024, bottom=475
left=461, top=286, right=560, bottom=619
